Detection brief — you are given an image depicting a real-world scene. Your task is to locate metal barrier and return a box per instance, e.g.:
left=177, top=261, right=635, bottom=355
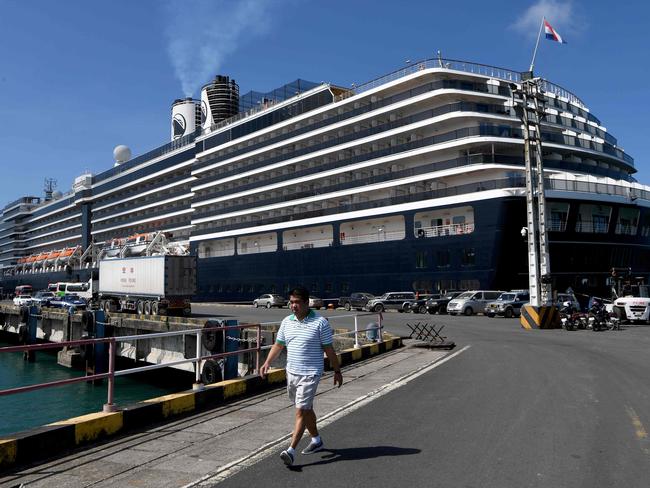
left=0, top=313, right=383, bottom=413
left=0, top=322, right=262, bottom=413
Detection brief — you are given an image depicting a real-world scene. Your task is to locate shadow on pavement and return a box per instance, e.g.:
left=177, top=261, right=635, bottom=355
left=288, top=445, right=420, bottom=471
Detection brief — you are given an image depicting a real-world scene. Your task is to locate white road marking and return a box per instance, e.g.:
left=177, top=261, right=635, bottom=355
left=183, top=344, right=471, bottom=487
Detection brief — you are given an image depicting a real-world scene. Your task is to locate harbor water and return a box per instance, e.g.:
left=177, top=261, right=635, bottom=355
left=0, top=341, right=181, bottom=436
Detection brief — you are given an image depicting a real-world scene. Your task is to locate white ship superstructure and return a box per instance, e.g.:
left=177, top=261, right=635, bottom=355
left=1, top=59, right=648, bottom=300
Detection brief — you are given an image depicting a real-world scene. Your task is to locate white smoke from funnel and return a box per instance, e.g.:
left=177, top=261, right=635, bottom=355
left=511, top=0, right=576, bottom=38
left=163, top=0, right=273, bottom=97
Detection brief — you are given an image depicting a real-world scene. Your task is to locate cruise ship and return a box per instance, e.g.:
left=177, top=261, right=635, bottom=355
left=2, top=58, right=649, bottom=301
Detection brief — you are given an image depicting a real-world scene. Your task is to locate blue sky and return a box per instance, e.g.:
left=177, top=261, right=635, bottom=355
left=1, top=0, right=648, bottom=206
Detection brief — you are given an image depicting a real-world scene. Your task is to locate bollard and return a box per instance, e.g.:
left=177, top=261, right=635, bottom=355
left=365, top=321, right=379, bottom=341
left=353, top=315, right=361, bottom=349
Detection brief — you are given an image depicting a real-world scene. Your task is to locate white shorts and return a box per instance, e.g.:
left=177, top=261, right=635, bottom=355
left=286, top=372, right=321, bottom=410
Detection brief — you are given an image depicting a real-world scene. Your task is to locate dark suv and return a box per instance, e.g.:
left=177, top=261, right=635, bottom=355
left=425, top=291, right=463, bottom=314
left=365, top=292, right=416, bottom=312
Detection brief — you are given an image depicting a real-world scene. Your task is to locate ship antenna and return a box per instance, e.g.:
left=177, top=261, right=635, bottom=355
left=44, top=178, right=57, bottom=201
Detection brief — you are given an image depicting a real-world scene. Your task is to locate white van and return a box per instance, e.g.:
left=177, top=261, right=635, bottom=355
left=446, top=290, right=504, bottom=316
left=54, top=278, right=95, bottom=301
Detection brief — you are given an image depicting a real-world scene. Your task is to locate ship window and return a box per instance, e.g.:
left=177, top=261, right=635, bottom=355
left=460, top=248, right=476, bottom=267
left=415, top=251, right=427, bottom=269
left=615, top=208, right=639, bottom=236
left=436, top=250, right=450, bottom=268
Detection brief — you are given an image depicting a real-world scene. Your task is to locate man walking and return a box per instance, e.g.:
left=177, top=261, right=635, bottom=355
left=260, top=287, right=343, bottom=466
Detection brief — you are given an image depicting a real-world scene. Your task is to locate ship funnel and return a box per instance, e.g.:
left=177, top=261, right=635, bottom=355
left=200, top=75, right=240, bottom=131
left=171, top=97, right=200, bottom=141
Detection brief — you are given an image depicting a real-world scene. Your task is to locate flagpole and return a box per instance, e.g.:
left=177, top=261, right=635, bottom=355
left=529, top=16, right=545, bottom=73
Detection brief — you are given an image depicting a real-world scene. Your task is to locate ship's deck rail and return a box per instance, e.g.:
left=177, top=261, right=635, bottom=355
left=348, top=57, right=586, bottom=109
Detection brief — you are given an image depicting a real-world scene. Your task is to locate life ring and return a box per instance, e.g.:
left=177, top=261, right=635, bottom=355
left=201, top=359, right=223, bottom=384
left=202, top=320, right=224, bottom=352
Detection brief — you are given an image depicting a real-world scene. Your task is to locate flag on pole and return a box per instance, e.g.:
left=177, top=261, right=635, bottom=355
left=543, top=19, right=566, bottom=44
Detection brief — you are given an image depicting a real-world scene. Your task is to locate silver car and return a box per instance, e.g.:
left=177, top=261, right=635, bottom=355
left=447, top=290, right=504, bottom=316
left=253, top=294, right=286, bottom=308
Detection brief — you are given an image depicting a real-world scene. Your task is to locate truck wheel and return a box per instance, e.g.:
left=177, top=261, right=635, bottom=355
left=418, top=305, right=427, bottom=314
left=344, top=302, right=351, bottom=311
left=151, top=301, right=159, bottom=315
left=464, top=307, right=473, bottom=316
left=254, top=302, right=259, bottom=308
left=374, top=304, right=384, bottom=313
left=504, top=308, right=514, bottom=318
left=144, top=301, right=151, bottom=315
left=136, top=301, right=144, bottom=314
left=266, top=302, right=271, bottom=309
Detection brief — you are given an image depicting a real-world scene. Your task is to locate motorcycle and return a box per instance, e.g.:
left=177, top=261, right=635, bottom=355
left=588, top=298, right=609, bottom=332
left=559, top=301, right=578, bottom=331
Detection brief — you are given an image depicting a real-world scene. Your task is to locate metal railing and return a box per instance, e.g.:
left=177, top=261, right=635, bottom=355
left=0, top=313, right=383, bottom=414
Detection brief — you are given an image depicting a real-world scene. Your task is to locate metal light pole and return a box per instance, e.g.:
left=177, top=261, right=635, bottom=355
left=513, top=75, right=553, bottom=307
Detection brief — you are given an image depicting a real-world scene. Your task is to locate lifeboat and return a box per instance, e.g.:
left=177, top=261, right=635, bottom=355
left=123, top=233, right=154, bottom=256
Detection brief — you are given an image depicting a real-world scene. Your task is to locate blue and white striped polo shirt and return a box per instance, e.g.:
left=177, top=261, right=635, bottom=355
left=276, top=310, right=333, bottom=375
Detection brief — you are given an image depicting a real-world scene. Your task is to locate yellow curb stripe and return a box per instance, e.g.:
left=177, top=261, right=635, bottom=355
left=144, top=392, right=196, bottom=418
left=266, top=369, right=286, bottom=384
left=0, top=439, right=17, bottom=467
left=53, top=411, right=124, bottom=444
left=222, top=379, right=247, bottom=399
left=369, top=344, right=379, bottom=355
left=351, top=348, right=362, bottom=361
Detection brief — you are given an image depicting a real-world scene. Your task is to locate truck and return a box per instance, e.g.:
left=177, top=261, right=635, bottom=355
left=608, top=270, right=650, bottom=324
left=338, top=292, right=375, bottom=311
left=98, top=255, right=197, bottom=316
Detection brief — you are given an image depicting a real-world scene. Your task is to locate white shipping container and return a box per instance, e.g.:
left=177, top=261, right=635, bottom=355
left=99, top=256, right=196, bottom=298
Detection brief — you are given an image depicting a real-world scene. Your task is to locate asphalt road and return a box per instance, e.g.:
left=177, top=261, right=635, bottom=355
left=194, top=305, right=650, bottom=488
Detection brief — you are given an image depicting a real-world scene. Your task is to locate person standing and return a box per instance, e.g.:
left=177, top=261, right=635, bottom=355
left=260, top=287, right=343, bottom=466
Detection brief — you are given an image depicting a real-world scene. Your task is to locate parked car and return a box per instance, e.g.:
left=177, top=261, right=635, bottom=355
left=48, top=294, right=88, bottom=310
left=365, top=292, right=416, bottom=312
left=308, top=297, right=324, bottom=309
left=485, top=291, right=530, bottom=318
left=403, top=294, right=440, bottom=314
left=253, top=294, right=286, bottom=308
left=339, top=292, right=375, bottom=311
left=31, top=291, right=56, bottom=306
left=555, top=293, right=580, bottom=311
left=13, top=295, right=33, bottom=306
left=447, top=290, right=504, bottom=316
left=426, top=291, right=463, bottom=314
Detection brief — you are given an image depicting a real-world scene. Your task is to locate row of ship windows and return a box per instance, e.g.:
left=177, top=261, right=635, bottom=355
left=194, top=121, right=621, bottom=207
left=93, top=172, right=189, bottom=215
left=191, top=176, right=526, bottom=234
left=92, top=200, right=192, bottom=231
left=93, top=185, right=192, bottom=219
left=200, top=78, right=506, bottom=169
left=19, top=209, right=78, bottom=231
left=197, top=211, right=474, bottom=257
left=198, top=99, right=513, bottom=184
left=546, top=96, right=601, bottom=125
left=94, top=216, right=191, bottom=244
left=198, top=85, right=605, bottom=187
left=548, top=202, right=647, bottom=236
left=544, top=114, right=614, bottom=144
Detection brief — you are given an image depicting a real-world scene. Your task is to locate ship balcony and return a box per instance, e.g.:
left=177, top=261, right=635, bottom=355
left=415, top=222, right=475, bottom=238
left=283, top=238, right=333, bottom=251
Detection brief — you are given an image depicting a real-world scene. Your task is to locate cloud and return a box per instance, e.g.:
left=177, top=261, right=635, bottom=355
left=163, top=0, right=274, bottom=97
left=511, top=0, right=578, bottom=39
